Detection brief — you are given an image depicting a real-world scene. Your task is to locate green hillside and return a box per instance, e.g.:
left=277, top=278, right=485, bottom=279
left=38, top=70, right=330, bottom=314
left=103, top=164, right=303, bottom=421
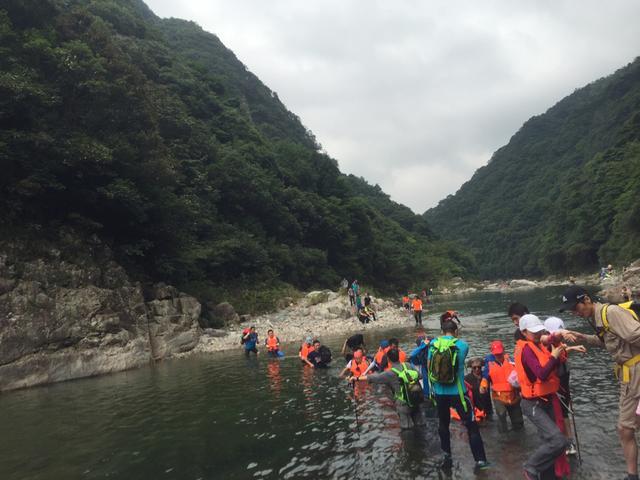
left=0, top=0, right=474, bottom=305
left=425, top=58, right=640, bottom=278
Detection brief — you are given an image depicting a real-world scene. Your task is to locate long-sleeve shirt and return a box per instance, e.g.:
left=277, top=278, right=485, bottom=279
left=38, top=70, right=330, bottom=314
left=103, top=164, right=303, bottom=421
left=521, top=343, right=559, bottom=385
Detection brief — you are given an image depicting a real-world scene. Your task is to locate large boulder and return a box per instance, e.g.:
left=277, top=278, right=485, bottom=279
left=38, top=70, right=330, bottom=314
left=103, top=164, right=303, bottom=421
left=306, top=290, right=330, bottom=306
left=209, top=302, right=240, bottom=325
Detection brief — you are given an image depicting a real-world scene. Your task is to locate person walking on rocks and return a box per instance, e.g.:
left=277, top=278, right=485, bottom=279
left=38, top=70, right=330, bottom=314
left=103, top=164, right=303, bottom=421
left=560, top=286, right=640, bottom=480
left=412, top=296, right=424, bottom=327
left=348, top=286, right=356, bottom=307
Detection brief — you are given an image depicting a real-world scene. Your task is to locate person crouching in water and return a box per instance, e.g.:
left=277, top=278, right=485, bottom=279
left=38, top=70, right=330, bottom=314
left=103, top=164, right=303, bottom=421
left=515, top=314, right=570, bottom=480
left=265, top=329, right=281, bottom=358
left=352, top=348, right=426, bottom=429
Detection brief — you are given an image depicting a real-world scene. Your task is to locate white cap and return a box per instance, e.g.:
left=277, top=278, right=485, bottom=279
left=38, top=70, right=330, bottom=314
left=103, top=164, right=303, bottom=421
left=519, top=314, right=546, bottom=333
left=544, top=316, right=565, bottom=333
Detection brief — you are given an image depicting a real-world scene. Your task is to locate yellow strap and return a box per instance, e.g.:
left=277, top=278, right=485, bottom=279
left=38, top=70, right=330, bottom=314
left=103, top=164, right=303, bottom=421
left=615, top=354, right=640, bottom=383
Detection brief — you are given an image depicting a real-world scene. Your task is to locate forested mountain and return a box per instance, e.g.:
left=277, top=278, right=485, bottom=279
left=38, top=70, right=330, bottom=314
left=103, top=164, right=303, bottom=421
left=426, top=58, right=640, bottom=278
left=0, top=0, right=473, bottom=303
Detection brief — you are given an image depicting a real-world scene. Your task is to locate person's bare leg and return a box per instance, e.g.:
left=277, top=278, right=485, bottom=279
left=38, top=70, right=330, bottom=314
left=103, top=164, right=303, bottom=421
left=619, top=425, right=638, bottom=475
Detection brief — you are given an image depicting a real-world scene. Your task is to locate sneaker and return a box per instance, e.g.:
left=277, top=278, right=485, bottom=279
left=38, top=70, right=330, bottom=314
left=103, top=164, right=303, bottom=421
left=440, top=454, right=453, bottom=470
left=474, top=460, right=491, bottom=471
left=566, top=442, right=578, bottom=456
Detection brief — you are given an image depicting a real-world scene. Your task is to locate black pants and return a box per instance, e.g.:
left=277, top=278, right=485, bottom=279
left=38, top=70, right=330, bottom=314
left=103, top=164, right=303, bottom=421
left=349, top=295, right=355, bottom=306
left=413, top=310, right=422, bottom=324
left=435, top=394, right=487, bottom=462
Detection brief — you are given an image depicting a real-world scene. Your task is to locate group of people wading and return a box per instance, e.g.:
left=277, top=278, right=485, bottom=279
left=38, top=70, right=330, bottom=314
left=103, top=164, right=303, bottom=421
left=244, top=284, right=640, bottom=479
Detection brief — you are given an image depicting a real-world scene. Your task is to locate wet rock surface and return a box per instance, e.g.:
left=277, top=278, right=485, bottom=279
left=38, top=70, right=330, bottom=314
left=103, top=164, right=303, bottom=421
left=0, top=236, right=202, bottom=391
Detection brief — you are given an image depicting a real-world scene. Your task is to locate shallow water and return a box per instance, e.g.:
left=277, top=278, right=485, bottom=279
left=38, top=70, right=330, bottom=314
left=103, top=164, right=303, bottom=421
left=0, top=287, right=625, bottom=479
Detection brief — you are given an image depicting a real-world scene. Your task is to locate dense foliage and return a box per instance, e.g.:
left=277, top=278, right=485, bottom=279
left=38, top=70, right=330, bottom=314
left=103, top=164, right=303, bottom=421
left=0, top=0, right=474, bottom=302
left=426, top=58, right=640, bottom=278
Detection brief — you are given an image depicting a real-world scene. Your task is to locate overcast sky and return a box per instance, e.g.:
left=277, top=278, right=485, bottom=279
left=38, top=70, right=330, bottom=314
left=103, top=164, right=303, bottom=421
left=146, top=0, right=640, bottom=212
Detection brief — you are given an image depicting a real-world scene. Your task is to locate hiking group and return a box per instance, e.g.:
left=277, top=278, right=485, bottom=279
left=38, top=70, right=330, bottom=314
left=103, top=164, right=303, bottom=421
left=348, top=286, right=640, bottom=480
left=241, top=284, right=640, bottom=480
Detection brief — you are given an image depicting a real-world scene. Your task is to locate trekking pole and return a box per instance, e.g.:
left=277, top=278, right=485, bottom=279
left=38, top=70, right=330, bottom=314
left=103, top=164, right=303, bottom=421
left=556, top=394, right=582, bottom=463
left=568, top=399, right=582, bottom=464
left=350, top=379, right=360, bottom=433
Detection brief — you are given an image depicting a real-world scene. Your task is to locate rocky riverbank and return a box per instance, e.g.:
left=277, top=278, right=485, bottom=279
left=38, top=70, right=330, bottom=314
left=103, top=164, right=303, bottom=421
left=0, top=234, right=202, bottom=392
left=188, top=290, right=415, bottom=355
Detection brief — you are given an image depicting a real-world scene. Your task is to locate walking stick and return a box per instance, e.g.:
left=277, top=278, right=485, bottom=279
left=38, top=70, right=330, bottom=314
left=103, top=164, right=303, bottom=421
left=556, top=394, right=582, bottom=463
left=568, top=399, right=582, bottom=464
left=350, top=379, right=360, bottom=433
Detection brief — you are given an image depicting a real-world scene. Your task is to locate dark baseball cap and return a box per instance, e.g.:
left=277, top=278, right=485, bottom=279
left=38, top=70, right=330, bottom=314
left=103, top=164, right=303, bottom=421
left=559, top=285, right=590, bottom=312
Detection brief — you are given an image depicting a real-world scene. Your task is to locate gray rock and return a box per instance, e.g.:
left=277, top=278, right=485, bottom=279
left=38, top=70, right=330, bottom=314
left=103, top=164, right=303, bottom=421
left=0, top=235, right=203, bottom=391
left=203, top=328, right=228, bottom=337
left=210, top=302, right=240, bottom=325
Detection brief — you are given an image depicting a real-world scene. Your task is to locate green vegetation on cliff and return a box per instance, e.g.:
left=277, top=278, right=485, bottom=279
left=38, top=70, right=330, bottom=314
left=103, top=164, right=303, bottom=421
left=426, top=58, right=640, bottom=278
left=0, top=0, right=474, bottom=302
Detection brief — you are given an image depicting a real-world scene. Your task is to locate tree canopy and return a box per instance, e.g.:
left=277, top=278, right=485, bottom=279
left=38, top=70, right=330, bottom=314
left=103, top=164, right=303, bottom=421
left=0, top=0, right=474, bottom=302
left=426, top=57, right=640, bottom=278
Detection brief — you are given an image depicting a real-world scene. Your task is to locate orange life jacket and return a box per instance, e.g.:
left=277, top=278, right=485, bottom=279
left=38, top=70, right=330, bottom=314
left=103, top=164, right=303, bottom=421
left=412, top=298, right=423, bottom=311
left=450, top=407, right=486, bottom=422
left=402, top=296, right=409, bottom=304
left=514, top=340, right=560, bottom=399
left=350, top=358, right=370, bottom=376
left=487, top=355, right=519, bottom=404
left=375, top=347, right=389, bottom=365
left=299, top=342, right=312, bottom=360
left=267, top=336, right=279, bottom=352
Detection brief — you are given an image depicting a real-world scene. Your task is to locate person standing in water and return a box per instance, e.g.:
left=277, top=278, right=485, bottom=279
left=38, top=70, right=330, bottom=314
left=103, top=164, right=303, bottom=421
left=560, top=286, right=640, bottom=480
left=352, top=348, right=426, bottom=429
left=515, top=314, right=569, bottom=480
left=428, top=320, right=490, bottom=472
left=242, top=326, right=259, bottom=356
left=265, top=329, right=281, bottom=358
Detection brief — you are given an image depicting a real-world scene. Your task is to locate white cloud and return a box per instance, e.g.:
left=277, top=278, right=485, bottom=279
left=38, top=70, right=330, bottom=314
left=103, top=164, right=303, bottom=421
left=146, top=0, right=640, bottom=212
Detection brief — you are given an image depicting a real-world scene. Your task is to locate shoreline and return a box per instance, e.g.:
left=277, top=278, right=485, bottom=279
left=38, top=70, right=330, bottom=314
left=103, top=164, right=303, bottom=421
left=183, top=291, right=417, bottom=356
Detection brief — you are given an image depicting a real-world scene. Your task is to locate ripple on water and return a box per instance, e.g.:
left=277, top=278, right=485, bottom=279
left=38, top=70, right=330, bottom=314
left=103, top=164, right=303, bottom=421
left=0, top=287, right=629, bottom=480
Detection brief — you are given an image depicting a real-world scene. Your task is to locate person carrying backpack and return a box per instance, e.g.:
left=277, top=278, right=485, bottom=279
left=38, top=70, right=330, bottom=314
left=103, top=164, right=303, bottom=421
left=560, top=286, right=640, bottom=480
left=428, top=320, right=489, bottom=471
left=352, top=348, right=426, bottom=429
left=242, top=326, right=259, bottom=356
left=304, top=340, right=331, bottom=368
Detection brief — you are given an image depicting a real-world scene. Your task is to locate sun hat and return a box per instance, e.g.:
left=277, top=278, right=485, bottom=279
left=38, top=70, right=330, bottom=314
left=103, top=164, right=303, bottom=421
left=519, top=314, right=546, bottom=333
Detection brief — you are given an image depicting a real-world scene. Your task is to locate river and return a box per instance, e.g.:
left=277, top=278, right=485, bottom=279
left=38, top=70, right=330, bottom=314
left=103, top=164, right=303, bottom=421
left=0, top=287, right=624, bottom=479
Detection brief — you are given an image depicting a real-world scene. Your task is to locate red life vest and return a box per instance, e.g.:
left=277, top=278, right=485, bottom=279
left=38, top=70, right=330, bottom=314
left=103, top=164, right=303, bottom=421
left=515, top=340, right=560, bottom=399
left=350, top=358, right=369, bottom=376
left=267, top=336, right=279, bottom=352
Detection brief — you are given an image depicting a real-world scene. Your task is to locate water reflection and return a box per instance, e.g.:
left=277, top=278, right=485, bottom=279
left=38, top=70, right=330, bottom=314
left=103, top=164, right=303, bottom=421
left=0, top=287, right=628, bottom=479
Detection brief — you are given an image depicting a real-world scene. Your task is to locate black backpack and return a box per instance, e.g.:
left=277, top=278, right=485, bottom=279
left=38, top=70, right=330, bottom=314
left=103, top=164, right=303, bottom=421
left=319, top=345, right=332, bottom=364
left=346, top=334, right=364, bottom=350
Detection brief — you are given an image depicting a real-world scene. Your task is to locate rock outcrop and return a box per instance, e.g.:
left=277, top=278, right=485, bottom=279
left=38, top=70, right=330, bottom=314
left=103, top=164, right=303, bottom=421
left=0, top=234, right=202, bottom=391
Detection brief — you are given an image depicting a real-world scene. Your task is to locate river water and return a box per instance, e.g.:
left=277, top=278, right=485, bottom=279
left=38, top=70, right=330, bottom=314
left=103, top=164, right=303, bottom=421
left=0, top=287, right=625, bottom=479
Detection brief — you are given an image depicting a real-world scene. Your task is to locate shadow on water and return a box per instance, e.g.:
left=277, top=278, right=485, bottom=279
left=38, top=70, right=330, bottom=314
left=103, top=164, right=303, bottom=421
left=0, top=287, right=626, bottom=479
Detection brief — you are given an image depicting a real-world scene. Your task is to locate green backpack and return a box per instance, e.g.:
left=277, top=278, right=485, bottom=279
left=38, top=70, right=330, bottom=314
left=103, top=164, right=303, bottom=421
left=428, top=337, right=459, bottom=384
left=391, top=363, right=424, bottom=407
